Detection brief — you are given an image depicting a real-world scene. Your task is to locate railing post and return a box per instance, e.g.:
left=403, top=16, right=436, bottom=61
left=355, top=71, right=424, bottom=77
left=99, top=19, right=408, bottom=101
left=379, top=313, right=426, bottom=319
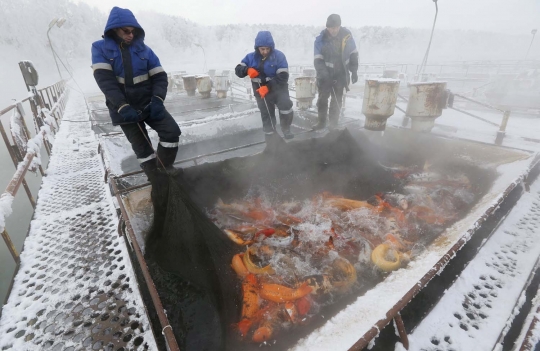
left=394, top=313, right=409, bottom=350
left=0, top=121, right=36, bottom=208
left=495, top=110, right=511, bottom=145
left=1, top=229, right=20, bottom=264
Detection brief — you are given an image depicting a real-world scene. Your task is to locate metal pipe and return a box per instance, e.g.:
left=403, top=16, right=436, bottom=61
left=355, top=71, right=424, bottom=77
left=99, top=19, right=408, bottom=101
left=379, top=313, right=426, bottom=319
left=450, top=107, right=499, bottom=127
left=47, top=23, right=63, bottom=80
left=453, top=93, right=504, bottom=112
left=110, top=178, right=180, bottom=351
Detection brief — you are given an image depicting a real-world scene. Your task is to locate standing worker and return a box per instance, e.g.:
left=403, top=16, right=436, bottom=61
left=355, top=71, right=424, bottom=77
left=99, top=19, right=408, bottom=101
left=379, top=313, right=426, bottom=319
left=312, top=14, right=359, bottom=130
left=235, top=31, right=295, bottom=143
left=91, top=7, right=181, bottom=180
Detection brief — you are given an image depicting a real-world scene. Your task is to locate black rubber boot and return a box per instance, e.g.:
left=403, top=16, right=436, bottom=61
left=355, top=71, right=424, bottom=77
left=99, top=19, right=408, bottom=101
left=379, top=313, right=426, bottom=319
left=156, top=144, right=178, bottom=170
left=140, top=158, right=158, bottom=182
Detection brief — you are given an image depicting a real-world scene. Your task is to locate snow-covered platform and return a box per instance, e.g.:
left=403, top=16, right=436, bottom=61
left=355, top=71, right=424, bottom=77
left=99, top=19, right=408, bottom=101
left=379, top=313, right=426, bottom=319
left=0, top=93, right=157, bottom=351
left=401, top=177, right=540, bottom=351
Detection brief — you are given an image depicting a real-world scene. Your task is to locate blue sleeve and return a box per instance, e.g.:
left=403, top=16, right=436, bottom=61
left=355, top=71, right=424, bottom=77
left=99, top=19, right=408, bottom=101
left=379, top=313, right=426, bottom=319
left=313, top=37, right=328, bottom=79
left=347, top=37, right=359, bottom=73
left=235, top=54, right=250, bottom=78
left=147, top=47, right=168, bottom=100
left=91, top=42, right=127, bottom=110
left=268, top=51, right=289, bottom=89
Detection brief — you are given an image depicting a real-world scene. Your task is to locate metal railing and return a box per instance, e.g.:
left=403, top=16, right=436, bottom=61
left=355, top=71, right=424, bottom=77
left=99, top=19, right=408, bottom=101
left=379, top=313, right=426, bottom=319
left=0, top=79, right=68, bottom=266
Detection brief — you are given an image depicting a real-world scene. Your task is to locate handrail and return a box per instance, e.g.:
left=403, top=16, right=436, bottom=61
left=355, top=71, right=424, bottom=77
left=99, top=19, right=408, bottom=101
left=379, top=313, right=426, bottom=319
left=0, top=78, right=69, bottom=266
left=0, top=130, right=44, bottom=263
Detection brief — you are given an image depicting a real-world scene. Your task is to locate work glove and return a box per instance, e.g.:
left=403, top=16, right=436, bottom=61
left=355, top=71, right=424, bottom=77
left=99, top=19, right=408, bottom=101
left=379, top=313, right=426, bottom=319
left=257, top=85, right=269, bottom=99
left=351, top=71, right=358, bottom=84
left=144, top=96, right=166, bottom=120
left=247, top=68, right=259, bottom=79
left=118, top=104, right=140, bottom=123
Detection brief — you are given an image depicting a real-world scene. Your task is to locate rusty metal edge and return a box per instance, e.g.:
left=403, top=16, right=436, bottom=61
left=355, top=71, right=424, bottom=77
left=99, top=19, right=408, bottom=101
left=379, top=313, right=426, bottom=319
left=348, top=159, right=540, bottom=351
left=518, top=304, right=540, bottom=351
left=110, top=177, right=181, bottom=351
left=494, top=254, right=540, bottom=350
left=0, top=97, right=30, bottom=117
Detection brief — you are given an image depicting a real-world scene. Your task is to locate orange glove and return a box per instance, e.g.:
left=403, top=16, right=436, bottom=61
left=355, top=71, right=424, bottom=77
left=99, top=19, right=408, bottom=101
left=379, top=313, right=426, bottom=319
left=247, top=68, right=259, bottom=78
left=257, top=86, right=269, bottom=98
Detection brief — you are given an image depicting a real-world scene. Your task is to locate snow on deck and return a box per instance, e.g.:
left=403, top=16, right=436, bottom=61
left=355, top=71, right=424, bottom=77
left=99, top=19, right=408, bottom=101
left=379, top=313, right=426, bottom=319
left=0, top=92, right=157, bottom=350
left=398, top=178, right=540, bottom=351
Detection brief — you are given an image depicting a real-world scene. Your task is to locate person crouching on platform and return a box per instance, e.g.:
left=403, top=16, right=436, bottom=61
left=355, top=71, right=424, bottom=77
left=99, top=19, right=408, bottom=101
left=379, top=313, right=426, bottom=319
left=91, top=7, right=181, bottom=180
left=235, top=31, right=295, bottom=142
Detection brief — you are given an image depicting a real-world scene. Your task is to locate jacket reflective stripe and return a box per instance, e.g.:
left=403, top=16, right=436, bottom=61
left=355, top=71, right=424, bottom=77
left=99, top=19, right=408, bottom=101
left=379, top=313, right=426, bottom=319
left=239, top=62, right=247, bottom=66
left=149, top=66, right=165, bottom=76
left=314, top=54, right=324, bottom=60
left=159, top=141, right=179, bottom=148
left=276, top=68, right=288, bottom=73
left=92, top=63, right=112, bottom=71
left=251, top=77, right=274, bottom=83
left=138, top=154, right=156, bottom=163
left=280, top=108, right=293, bottom=114
left=116, top=74, right=149, bottom=84
left=134, top=74, right=149, bottom=84
left=325, top=62, right=334, bottom=68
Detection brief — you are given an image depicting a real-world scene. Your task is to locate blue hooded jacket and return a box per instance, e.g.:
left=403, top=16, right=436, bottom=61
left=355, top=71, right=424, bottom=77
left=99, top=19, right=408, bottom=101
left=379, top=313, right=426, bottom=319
left=234, top=31, right=289, bottom=91
left=91, top=7, right=167, bottom=125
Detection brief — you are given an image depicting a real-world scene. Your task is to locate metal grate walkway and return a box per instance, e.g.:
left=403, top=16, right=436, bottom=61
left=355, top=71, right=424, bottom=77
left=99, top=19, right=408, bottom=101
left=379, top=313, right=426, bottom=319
left=0, top=93, right=157, bottom=351
left=401, top=179, right=540, bottom=351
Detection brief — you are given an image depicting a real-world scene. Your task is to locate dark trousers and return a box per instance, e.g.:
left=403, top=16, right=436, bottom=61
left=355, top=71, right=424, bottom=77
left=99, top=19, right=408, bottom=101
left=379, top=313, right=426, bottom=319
left=120, top=109, right=181, bottom=167
left=253, top=83, right=294, bottom=134
left=316, top=78, right=346, bottom=126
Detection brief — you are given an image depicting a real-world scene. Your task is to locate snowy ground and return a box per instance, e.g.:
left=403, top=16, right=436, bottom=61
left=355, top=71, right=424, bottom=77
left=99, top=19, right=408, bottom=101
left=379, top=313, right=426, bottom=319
left=0, top=92, right=157, bottom=350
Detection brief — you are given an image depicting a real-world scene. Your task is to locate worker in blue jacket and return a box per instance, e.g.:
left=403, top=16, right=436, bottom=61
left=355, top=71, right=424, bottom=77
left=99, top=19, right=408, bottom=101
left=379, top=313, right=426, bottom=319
left=91, top=7, right=181, bottom=178
left=235, top=31, right=294, bottom=141
left=313, top=14, right=359, bottom=130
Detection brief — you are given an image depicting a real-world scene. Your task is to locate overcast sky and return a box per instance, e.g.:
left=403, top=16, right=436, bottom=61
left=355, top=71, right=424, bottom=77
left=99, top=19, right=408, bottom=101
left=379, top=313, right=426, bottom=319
left=77, top=0, right=538, bottom=35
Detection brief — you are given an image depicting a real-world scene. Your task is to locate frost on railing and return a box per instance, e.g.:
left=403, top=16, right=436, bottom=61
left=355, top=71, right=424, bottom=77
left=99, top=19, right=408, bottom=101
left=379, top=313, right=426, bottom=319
left=9, top=103, right=28, bottom=157
left=1, top=79, right=68, bottom=263
left=0, top=193, right=14, bottom=234
left=25, top=127, right=46, bottom=173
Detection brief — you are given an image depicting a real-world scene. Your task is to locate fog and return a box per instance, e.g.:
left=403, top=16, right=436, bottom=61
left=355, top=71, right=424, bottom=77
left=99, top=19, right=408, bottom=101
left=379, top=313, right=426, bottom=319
left=1, top=0, right=539, bottom=109
left=0, top=0, right=539, bottom=305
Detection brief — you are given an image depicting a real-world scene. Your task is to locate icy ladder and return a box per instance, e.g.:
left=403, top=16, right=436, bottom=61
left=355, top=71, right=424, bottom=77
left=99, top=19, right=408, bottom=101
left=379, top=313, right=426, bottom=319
left=0, top=93, right=157, bottom=350
left=402, top=179, right=540, bottom=351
